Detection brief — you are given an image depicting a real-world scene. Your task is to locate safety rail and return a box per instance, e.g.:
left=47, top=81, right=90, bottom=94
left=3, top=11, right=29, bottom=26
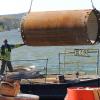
left=5, top=58, right=48, bottom=83
left=59, top=49, right=99, bottom=76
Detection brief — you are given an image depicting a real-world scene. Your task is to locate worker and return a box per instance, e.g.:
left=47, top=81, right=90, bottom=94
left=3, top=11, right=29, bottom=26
left=0, top=39, right=25, bottom=75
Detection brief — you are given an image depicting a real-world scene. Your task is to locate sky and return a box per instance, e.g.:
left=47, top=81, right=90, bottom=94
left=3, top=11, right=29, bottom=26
left=0, top=0, right=100, bottom=15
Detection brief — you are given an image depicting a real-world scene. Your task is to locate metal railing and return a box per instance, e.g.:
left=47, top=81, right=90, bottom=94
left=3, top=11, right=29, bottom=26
left=58, top=49, right=99, bottom=76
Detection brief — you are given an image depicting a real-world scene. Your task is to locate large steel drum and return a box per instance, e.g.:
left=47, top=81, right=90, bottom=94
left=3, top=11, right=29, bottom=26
left=21, top=9, right=99, bottom=46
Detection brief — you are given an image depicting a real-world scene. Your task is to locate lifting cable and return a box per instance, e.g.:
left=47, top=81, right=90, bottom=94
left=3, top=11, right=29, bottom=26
left=90, top=0, right=95, bottom=9
left=28, top=0, right=34, bottom=14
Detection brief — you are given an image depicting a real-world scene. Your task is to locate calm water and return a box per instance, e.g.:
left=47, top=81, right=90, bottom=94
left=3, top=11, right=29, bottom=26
left=0, top=29, right=100, bottom=75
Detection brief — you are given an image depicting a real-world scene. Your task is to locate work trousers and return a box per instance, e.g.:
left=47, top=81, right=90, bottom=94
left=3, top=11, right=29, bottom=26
left=0, top=60, right=13, bottom=75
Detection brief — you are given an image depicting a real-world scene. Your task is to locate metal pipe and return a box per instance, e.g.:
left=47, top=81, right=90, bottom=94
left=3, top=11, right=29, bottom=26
left=21, top=9, right=99, bottom=46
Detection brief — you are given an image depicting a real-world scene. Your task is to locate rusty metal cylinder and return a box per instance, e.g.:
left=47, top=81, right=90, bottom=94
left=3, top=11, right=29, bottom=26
left=21, top=9, right=98, bottom=46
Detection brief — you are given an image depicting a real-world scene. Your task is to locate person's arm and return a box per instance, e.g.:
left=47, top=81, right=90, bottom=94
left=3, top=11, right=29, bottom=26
left=0, top=49, right=1, bottom=60
left=10, top=44, right=25, bottom=49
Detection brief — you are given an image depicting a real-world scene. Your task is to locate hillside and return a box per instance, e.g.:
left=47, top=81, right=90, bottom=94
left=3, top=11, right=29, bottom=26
left=0, top=13, right=26, bottom=31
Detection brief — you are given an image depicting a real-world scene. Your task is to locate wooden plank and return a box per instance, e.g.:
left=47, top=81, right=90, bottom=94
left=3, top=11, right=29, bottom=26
left=0, top=94, right=39, bottom=100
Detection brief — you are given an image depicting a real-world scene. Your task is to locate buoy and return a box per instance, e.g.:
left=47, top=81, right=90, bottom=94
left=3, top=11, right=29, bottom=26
left=64, top=87, right=100, bottom=100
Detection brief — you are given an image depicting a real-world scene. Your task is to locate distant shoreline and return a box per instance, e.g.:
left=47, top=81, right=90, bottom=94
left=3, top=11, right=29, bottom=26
left=0, top=13, right=25, bottom=32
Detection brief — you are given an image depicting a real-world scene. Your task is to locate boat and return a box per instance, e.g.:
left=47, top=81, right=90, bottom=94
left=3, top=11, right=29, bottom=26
left=7, top=48, right=99, bottom=100
left=20, top=78, right=100, bottom=100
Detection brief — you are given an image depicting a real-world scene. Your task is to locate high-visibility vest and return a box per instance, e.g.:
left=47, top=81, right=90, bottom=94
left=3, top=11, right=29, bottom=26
left=0, top=44, right=24, bottom=61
